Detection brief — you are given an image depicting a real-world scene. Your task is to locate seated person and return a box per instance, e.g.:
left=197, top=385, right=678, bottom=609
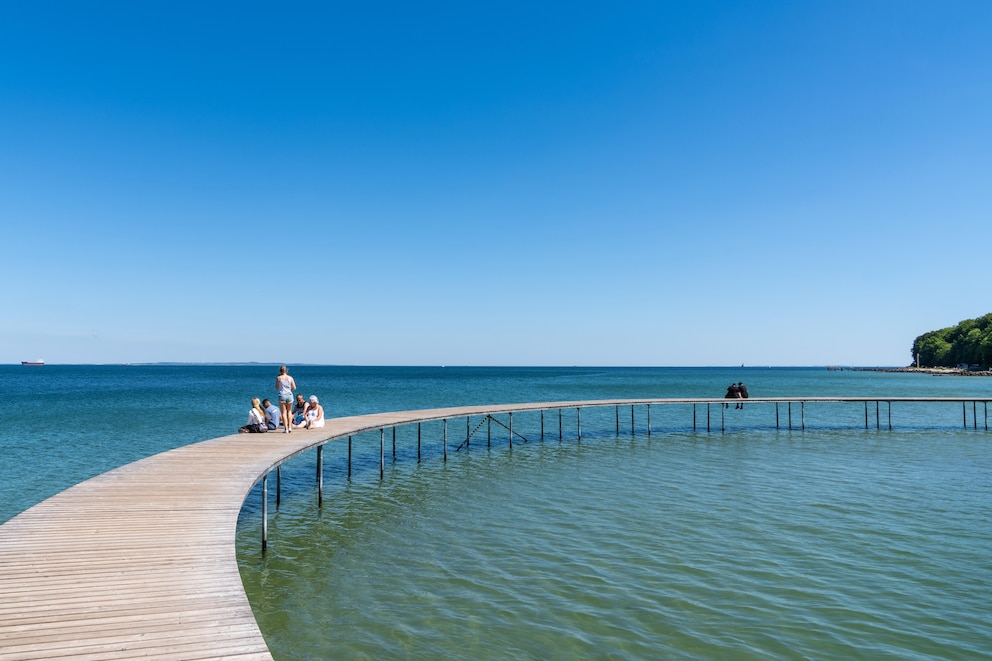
left=295, top=394, right=324, bottom=429
left=262, top=398, right=281, bottom=431
left=292, top=393, right=308, bottom=427
left=238, top=397, right=267, bottom=433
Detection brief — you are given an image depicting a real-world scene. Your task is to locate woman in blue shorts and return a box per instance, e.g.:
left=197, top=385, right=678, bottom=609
left=275, top=365, right=297, bottom=433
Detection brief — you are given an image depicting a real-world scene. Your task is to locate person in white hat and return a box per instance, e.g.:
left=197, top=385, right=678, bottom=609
left=298, top=394, right=324, bottom=429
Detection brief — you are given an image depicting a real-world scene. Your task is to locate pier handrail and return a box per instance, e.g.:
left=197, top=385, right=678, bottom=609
left=1, top=397, right=989, bottom=659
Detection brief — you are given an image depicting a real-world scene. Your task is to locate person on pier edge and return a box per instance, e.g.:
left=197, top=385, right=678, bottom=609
left=262, top=398, right=280, bottom=430
left=292, top=393, right=308, bottom=427
left=737, top=382, right=749, bottom=409
left=295, top=394, right=325, bottom=429
left=276, top=365, right=297, bottom=433
left=725, top=382, right=740, bottom=408
left=238, top=397, right=267, bottom=433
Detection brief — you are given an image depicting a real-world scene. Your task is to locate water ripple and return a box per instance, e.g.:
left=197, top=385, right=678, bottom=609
left=239, top=428, right=992, bottom=660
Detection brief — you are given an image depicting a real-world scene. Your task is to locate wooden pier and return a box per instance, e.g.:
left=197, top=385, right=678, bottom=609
left=0, top=397, right=988, bottom=659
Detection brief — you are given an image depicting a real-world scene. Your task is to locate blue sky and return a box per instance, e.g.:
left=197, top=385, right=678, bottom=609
left=2, top=1, right=989, bottom=366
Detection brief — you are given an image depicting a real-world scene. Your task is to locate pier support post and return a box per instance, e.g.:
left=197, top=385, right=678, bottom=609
left=443, top=419, right=447, bottom=462
left=348, top=436, right=352, bottom=478
left=261, top=474, right=268, bottom=553
left=631, top=405, right=635, bottom=436
left=616, top=406, right=619, bottom=436
left=317, top=445, right=323, bottom=506
left=559, top=409, right=563, bottom=441
left=802, top=402, right=805, bottom=431
left=876, top=402, right=880, bottom=430
left=693, top=404, right=697, bottom=431
left=379, top=429, right=384, bottom=480
left=417, top=424, right=422, bottom=463
left=776, top=402, right=779, bottom=429
left=865, top=401, right=868, bottom=429
left=788, top=402, right=792, bottom=430
left=509, top=413, right=513, bottom=449
left=276, top=466, right=281, bottom=507
left=487, top=416, right=491, bottom=448
left=647, top=404, right=651, bottom=437
left=577, top=408, right=581, bottom=441
left=721, top=404, right=725, bottom=432
left=466, top=417, right=471, bottom=448
left=707, top=403, right=710, bottom=432
left=889, top=402, right=893, bottom=430
left=393, top=427, right=397, bottom=459
left=963, top=401, right=967, bottom=429
left=541, top=410, right=545, bottom=440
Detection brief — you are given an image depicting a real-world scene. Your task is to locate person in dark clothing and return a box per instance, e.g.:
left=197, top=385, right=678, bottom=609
left=725, top=383, right=740, bottom=408
left=736, top=382, right=748, bottom=409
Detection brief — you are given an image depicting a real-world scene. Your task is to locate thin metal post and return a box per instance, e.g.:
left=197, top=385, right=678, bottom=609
left=317, top=445, right=323, bottom=506
left=487, top=416, right=491, bottom=448
left=393, top=427, right=397, bottom=459
left=379, top=429, right=384, bottom=480
left=963, top=401, right=967, bottom=428
left=443, top=419, right=447, bottom=462
left=559, top=409, right=562, bottom=441
left=973, top=401, right=977, bottom=429
left=721, top=404, right=725, bottom=432
left=577, top=407, right=581, bottom=441
left=876, top=401, right=880, bottom=430
left=541, top=410, right=545, bottom=440
left=261, top=475, right=268, bottom=553
left=802, top=401, right=806, bottom=430
left=788, top=402, right=792, bottom=430
left=615, top=406, right=619, bottom=436
left=348, top=436, right=352, bottom=478
left=707, top=403, right=710, bottom=432
left=775, top=402, right=779, bottom=429
left=509, top=412, right=513, bottom=449
left=466, top=417, right=471, bottom=447
left=864, top=401, right=868, bottom=429
left=417, top=423, right=422, bottom=463
left=631, top=405, right=635, bottom=435
left=647, top=404, right=651, bottom=437
left=693, top=403, right=697, bottom=431
left=276, top=465, right=281, bottom=507
left=985, top=402, right=988, bottom=431
left=888, top=402, right=892, bottom=430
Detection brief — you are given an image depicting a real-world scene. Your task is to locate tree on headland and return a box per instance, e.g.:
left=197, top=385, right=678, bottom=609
left=912, top=313, right=992, bottom=368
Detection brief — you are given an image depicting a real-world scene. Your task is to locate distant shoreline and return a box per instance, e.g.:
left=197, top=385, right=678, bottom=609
left=829, top=366, right=992, bottom=377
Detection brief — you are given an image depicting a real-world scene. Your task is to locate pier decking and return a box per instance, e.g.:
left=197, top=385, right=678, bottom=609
left=1, top=397, right=988, bottom=659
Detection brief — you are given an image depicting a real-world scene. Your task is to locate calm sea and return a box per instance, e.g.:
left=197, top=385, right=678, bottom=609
left=2, top=365, right=991, bottom=659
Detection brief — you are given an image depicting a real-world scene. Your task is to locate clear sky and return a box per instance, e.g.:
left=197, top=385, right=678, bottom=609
left=2, top=1, right=989, bottom=366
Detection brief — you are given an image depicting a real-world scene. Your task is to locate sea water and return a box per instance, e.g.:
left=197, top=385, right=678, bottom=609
left=2, top=366, right=991, bottom=659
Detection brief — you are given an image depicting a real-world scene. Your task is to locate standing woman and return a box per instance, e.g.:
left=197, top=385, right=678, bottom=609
left=275, top=365, right=297, bottom=433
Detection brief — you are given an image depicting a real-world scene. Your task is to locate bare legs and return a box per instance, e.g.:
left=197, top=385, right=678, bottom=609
left=281, top=401, right=293, bottom=433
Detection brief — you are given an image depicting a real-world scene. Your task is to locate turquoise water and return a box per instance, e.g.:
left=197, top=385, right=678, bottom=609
left=2, top=366, right=991, bottom=659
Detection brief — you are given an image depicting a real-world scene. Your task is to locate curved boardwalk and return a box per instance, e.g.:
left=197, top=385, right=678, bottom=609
left=0, top=397, right=988, bottom=659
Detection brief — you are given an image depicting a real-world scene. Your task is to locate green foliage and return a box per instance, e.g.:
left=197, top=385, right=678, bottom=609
left=912, top=313, right=992, bottom=368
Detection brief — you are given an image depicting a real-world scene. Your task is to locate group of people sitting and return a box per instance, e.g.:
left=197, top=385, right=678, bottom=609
left=724, top=381, right=749, bottom=409
left=239, top=393, right=325, bottom=433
